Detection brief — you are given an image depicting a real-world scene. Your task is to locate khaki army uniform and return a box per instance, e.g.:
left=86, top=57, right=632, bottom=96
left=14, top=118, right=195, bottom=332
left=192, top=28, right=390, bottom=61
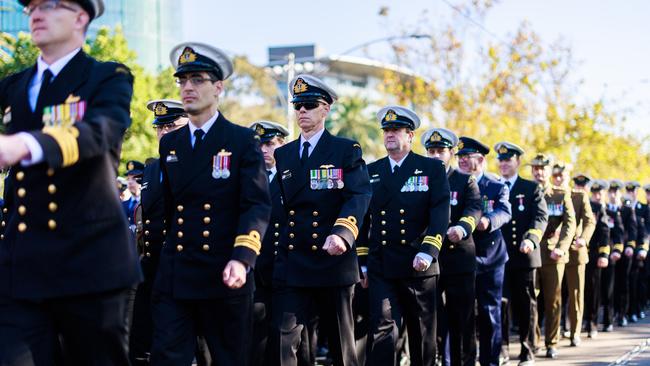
left=538, top=185, right=576, bottom=349
left=565, top=190, right=595, bottom=340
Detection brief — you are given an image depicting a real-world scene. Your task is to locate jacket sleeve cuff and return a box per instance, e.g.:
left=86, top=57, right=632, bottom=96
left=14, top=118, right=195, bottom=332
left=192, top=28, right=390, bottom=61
left=232, top=231, right=262, bottom=268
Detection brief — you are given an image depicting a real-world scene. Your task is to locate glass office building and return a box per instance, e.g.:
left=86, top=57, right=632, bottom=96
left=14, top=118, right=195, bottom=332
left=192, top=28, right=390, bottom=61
left=0, top=0, right=182, bottom=71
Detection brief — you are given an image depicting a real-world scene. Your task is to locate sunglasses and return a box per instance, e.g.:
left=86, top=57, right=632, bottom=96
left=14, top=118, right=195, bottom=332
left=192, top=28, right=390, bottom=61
left=293, top=102, right=322, bottom=111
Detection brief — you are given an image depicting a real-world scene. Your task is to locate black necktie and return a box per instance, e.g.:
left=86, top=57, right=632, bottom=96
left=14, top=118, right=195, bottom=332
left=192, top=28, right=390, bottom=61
left=193, top=129, right=205, bottom=151
left=36, top=69, right=53, bottom=109
left=393, top=165, right=400, bottom=175
left=301, top=141, right=310, bottom=166
left=505, top=181, right=511, bottom=189
left=267, top=170, right=273, bottom=181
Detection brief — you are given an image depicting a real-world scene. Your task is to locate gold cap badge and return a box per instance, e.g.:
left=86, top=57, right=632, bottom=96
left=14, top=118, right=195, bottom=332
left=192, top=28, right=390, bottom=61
left=293, top=78, right=308, bottom=94
left=179, top=47, right=197, bottom=65
left=498, top=146, right=508, bottom=154
left=154, top=103, right=168, bottom=116
left=431, top=131, right=442, bottom=142
left=383, top=110, right=397, bottom=122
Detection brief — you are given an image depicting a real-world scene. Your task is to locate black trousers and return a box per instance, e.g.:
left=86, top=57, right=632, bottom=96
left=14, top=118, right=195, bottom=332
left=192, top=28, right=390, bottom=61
left=584, top=259, right=602, bottom=332
left=352, top=284, right=370, bottom=366
left=367, top=272, right=438, bottom=366
left=614, top=255, right=632, bottom=318
left=252, top=285, right=274, bottom=366
left=0, top=288, right=130, bottom=366
left=502, top=268, right=537, bottom=362
left=601, top=262, right=616, bottom=327
left=130, top=271, right=154, bottom=364
left=150, top=292, right=252, bottom=366
left=273, top=285, right=358, bottom=366
left=438, top=272, right=475, bottom=366
left=629, top=259, right=644, bottom=317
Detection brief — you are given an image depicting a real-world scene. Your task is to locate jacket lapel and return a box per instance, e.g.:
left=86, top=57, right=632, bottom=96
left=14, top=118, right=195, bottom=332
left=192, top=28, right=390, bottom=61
left=8, top=66, right=37, bottom=133
left=282, top=130, right=335, bottom=203
left=142, top=159, right=162, bottom=212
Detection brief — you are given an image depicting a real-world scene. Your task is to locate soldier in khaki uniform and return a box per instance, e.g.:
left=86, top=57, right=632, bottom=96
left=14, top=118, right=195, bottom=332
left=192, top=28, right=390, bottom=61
left=530, top=155, right=576, bottom=359
left=556, top=170, right=595, bottom=347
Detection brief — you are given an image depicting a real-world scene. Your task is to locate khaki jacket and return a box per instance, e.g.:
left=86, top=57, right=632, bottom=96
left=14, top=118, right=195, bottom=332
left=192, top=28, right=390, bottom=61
left=541, top=185, right=577, bottom=265
left=568, top=190, right=596, bottom=265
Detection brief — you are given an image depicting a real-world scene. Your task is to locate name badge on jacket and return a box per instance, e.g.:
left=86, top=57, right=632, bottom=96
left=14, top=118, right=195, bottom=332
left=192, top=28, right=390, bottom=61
left=400, top=176, right=429, bottom=192
left=166, top=151, right=178, bottom=163
left=310, top=167, right=344, bottom=190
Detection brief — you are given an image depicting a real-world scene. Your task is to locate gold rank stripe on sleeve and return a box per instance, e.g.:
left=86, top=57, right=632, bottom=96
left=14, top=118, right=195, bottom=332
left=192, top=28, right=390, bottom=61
left=641, top=242, right=649, bottom=251
left=356, top=247, right=369, bottom=256
left=613, top=243, right=624, bottom=252
left=42, top=126, right=80, bottom=167
left=598, top=246, right=611, bottom=255
left=334, top=216, right=359, bottom=239
left=234, top=230, right=262, bottom=255
left=422, top=234, right=443, bottom=251
left=459, top=216, right=477, bottom=232
left=626, top=240, right=636, bottom=248
left=526, top=228, right=543, bottom=241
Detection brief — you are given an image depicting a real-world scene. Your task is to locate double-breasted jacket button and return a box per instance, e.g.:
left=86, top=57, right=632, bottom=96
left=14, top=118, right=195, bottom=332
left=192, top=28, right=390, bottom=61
left=177, top=231, right=184, bottom=238
left=203, top=217, right=211, bottom=224
left=202, top=244, right=210, bottom=251
left=177, top=205, right=184, bottom=212
left=288, top=245, right=294, bottom=250
left=204, top=203, right=211, bottom=210
left=48, top=185, right=56, bottom=194
left=311, top=245, right=318, bottom=251
left=176, top=245, right=184, bottom=252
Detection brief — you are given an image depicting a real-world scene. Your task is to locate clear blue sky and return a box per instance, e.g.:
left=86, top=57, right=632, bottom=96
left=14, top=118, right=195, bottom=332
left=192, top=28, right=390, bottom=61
left=182, top=0, right=650, bottom=134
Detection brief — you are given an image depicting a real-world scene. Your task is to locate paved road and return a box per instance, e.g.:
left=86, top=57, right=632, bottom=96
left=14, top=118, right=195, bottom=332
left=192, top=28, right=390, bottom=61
left=507, top=316, right=650, bottom=365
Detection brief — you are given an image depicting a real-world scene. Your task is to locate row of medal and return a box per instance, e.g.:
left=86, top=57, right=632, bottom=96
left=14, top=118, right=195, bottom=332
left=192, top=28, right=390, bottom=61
left=212, top=150, right=232, bottom=179
left=42, top=100, right=86, bottom=127
left=482, top=197, right=494, bottom=213
left=310, top=169, right=344, bottom=190
left=400, top=176, right=429, bottom=192
left=547, top=202, right=565, bottom=217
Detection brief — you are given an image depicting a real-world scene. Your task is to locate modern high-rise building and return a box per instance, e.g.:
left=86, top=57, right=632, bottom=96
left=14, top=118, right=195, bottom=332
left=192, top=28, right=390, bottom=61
left=0, top=0, right=182, bottom=71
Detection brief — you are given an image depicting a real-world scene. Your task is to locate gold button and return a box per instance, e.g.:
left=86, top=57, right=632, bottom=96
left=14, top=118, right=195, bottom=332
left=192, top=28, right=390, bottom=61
left=46, top=168, right=54, bottom=177
left=145, top=220, right=151, bottom=224
left=145, top=241, right=150, bottom=247
left=312, top=211, right=318, bottom=216
left=18, top=223, right=26, bottom=232
left=204, top=203, right=211, bottom=210
left=512, top=227, right=516, bottom=231
left=48, top=184, right=56, bottom=194
left=288, top=245, right=294, bottom=250
left=162, top=230, right=166, bottom=235
left=449, top=245, right=455, bottom=249
left=48, top=202, right=57, bottom=212
left=1, top=235, right=4, bottom=240
left=274, top=232, right=279, bottom=237
left=48, top=220, right=56, bottom=230
left=400, top=219, right=405, bottom=224
left=312, top=222, right=318, bottom=227
left=400, top=229, right=406, bottom=234
left=1, top=221, right=4, bottom=227
left=512, top=234, right=517, bottom=239
left=17, top=188, right=26, bottom=197
left=289, top=210, right=295, bottom=216
left=400, top=209, right=405, bottom=214
left=16, top=171, right=24, bottom=181
left=203, top=230, right=210, bottom=238
left=202, top=244, right=210, bottom=251
left=176, top=245, right=184, bottom=252
left=18, top=205, right=26, bottom=216
left=145, top=252, right=151, bottom=257
left=177, top=205, right=184, bottom=212
left=145, top=230, right=150, bottom=236
left=381, top=230, right=386, bottom=235
left=274, top=242, right=279, bottom=246
left=274, top=250, right=278, bottom=255
left=381, top=240, right=387, bottom=245
left=2, top=208, right=6, bottom=213
left=312, top=233, right=318, bottom=239
left=203, top=217, right=211, bottom=224
left=177, top=218, right=184, bottom=225
left=512, top=220, right=517, bottom=225
left=177, top=231, right=184, bottom=238
left=274, top=223, right=280, bottom=228
left=401, top=240, right=406, bottom=244
left=380, top=211, right=386, bottom=216
left=289, top=222, right=295, bottom=227
left=311, top=245, right=318, bottom=251
left=289, top=233, right=295, bottom=239
left=381, top=221, right=386, bottom=225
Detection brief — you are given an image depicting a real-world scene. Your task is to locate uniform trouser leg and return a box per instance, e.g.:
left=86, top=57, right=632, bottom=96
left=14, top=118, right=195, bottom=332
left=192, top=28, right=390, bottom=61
left=0, top=288, right=130, bottom=366
left=474, top=266, right=504, bottom=366
left=614, top=256, right=632, bottom=319
left=565, top=264, right=586, bottom=339
left=252, top=285, right=273, bottom=366
left=352, top=284, right=369, bottom=366
left=274, top=286, right=357, bottom=366
left=601, top=263, right=616, bottom=327
left=439, top=272, right=475, bottom=366
left=368, top=273, right=437, bottom=366
left=629, top=261, right=641, bottom=317
left=150, top=292, right=253, bottom=366
left=130, top=273, right=155, bottom=365
left=506, top=268, right=537, bottom=362
left=539, top=263, right=565, bottom=348
left=584, top=261, right=602, bottom=332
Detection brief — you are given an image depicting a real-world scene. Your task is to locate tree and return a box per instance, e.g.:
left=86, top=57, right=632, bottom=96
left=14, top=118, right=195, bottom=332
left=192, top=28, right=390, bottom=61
left=377, top=3, right=650, bottom=182
left=327, top=96, right=385, bottom=161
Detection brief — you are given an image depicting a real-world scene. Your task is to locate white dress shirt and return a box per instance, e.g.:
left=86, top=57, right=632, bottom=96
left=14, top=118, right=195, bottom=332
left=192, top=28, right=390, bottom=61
left=299, top=127, right=325, bottom=158
left=188, top=111, right=219, bottom=147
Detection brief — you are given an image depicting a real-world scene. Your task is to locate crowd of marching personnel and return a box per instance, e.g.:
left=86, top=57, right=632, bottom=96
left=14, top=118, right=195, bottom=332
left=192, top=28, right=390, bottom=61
left=1, top=1, right=649, bottom=366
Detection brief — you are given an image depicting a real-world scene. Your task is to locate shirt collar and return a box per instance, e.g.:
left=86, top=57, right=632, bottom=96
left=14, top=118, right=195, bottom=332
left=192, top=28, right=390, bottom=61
left=299, top=127, right=325, bottom=148
left=268, top=166, right=277, bottom=181
left=504, top=174, right=518, bottom=187
left=36, top=48, right=81, bottom=82
left=389, top=153, right=408, bottom=169
left=188, top=110, right=220, bottom=137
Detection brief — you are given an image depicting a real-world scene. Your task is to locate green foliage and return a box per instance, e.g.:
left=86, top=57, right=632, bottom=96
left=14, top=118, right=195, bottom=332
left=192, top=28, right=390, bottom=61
left=327, top=96, right=385, bottom=161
